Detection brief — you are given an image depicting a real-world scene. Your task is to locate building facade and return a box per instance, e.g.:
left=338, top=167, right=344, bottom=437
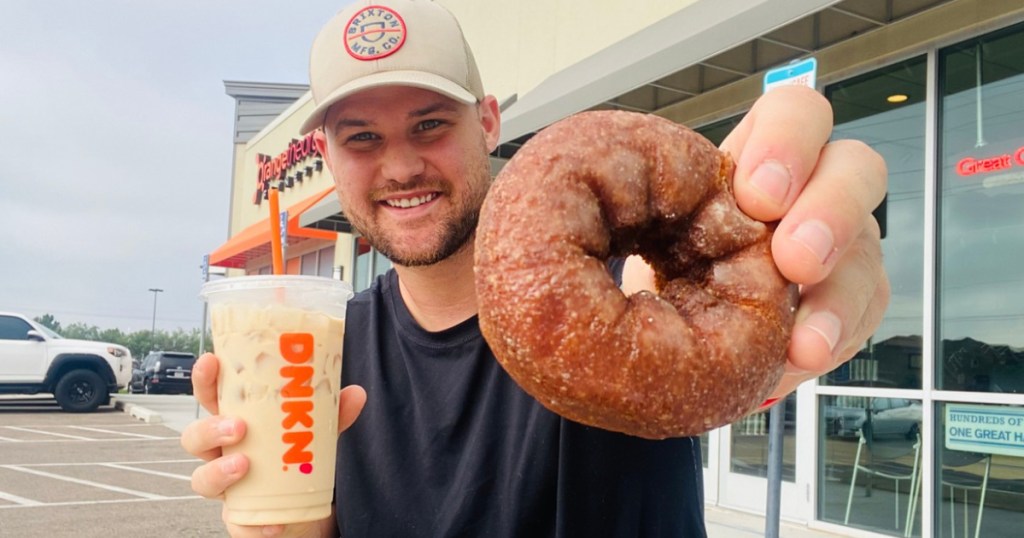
left=210, top=1, right=1024, bottom=536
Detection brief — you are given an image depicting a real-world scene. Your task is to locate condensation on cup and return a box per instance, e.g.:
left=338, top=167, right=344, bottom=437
left=200, top=275, right=353, bottom=526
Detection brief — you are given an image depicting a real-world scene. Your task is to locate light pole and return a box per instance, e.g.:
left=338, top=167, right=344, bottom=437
left=148, top=288, right=163, bottom=350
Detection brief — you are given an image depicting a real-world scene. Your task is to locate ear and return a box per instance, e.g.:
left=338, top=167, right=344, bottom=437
left=478, top=95, right=501, bottom=153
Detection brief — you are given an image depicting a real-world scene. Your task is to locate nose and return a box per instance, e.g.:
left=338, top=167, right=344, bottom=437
left=379, top=139, right=426, bottom=184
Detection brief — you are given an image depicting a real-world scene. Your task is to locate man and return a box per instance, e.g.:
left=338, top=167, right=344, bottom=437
left=182, top=0, right=889, bottom=536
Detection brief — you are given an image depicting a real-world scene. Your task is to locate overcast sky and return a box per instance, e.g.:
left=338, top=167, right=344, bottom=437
left=1, top=1, right=353, bottom=334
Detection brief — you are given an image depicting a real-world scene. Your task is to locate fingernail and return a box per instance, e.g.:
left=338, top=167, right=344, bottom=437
left=749, top=160, right=792, bottom=205
left=219, top=454, right=239, bottom=475
left=802, top=311, right=842, bottom=354
left=791, top=220, right=835, bottom=264
left=217, top=419, right=236, bottom=437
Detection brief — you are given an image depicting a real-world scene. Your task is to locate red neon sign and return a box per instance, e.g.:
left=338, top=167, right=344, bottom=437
left=956, top=146, right=1024, bottom=177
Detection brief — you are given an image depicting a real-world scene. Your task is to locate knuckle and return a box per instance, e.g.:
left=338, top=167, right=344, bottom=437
left=837, top=139, right=888, bottom=195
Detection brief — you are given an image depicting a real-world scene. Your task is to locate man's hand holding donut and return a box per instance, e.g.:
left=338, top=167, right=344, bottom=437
left=180, top=353, right=366, bottom=538
left=725, top=85, right=890, bottom=399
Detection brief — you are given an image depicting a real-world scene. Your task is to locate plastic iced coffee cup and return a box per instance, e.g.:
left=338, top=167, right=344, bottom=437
left=200, top=275, right=353, bottom=526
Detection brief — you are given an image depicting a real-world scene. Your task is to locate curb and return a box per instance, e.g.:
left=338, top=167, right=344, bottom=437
left=113, top=398, right=164, bottom=424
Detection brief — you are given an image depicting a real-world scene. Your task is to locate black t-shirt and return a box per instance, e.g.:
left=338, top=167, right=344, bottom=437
left=336, top=264, right=707, bottom=537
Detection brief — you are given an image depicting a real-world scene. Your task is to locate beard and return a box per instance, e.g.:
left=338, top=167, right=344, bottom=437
left=345, top=142, right=492, bottom=267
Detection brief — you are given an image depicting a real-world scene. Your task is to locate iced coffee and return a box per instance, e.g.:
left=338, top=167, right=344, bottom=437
left=201, top=275, right=352, bottom=526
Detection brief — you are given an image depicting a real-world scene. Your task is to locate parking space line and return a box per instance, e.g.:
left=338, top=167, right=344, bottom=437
left=0, top=490, right=43, bottom=506
left=0, top=495, right=202, bottom=510
left=100, top=463, right=191, bottom=481
left=2, top=465, right=168, bottom=500
left=0, top=436, right=180, bottom=444
left=19, top=458, right=198, bottom=468
left=5, top=426, right=94, bottom=441
left=10, top=422, right=161, bottom=429
left=68, top=426, right=168, bottom=440
left=0, top=435, right=22, bottom=442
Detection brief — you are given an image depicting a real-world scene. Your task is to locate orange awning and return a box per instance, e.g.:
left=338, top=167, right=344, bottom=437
left=209, top=187, right=339, bottom=269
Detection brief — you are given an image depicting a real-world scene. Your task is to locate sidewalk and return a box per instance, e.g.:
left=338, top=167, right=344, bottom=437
left=705, top=505, right=847, bottom=537
left=112, top=393, right=209, bottom=432
left=114, top=396, right=847, bottom=537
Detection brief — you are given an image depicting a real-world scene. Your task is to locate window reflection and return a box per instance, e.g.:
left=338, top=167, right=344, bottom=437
left=729, top=393, right=796, bottom=482
left=822, top=56, right=927, bottom=390
left=938, top=22, right=1024, bottom=394
left=819, top=396, right=923, bottom=536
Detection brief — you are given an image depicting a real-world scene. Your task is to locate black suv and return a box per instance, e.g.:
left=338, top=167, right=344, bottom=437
left=129, top=351, right=196, bottom=395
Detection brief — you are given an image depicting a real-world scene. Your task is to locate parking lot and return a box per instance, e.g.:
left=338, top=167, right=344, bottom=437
left=0, top=395, right=223, bottom=537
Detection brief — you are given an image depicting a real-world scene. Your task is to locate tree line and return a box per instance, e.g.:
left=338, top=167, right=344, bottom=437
left=33, top=313, right=210, bottom=363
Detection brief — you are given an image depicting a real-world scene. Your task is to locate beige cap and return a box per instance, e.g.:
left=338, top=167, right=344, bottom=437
left=300, top=0, right=485, bottom=135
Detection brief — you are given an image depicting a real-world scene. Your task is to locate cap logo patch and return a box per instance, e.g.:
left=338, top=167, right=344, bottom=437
left=344, top=5, right=407, bottom=61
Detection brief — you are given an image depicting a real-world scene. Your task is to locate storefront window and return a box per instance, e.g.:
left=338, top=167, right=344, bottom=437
left=318, top=246, right=336, bottom=278
left=821, top=56, right=927, bottom=390
left=695, top=115, right=743, bottom=147
left=351, top=238, right=393, bottom=292
left=937, top=23, right=1024, bottom=394
left=819, top=396, right=923, bottom=536
left=816, top=55, right=927, bottom=536
left=301, top=251, right=318, bottom=276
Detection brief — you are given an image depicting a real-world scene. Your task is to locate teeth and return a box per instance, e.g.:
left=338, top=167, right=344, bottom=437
left=384, top=193, right=437, bottom=208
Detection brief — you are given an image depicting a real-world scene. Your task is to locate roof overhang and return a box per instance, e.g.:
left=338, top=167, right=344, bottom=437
left=299, top=192, right=353, bottom=234
left=498, top=0, right=839, bottom=143
left=209, top=187, right=338, bottom=269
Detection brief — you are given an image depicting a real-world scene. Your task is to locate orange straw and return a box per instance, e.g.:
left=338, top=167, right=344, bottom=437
left=268, top=187, right=284, bottom=275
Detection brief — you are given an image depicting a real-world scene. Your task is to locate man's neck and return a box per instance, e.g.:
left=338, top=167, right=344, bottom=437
left=394, top=243, right=478, bottom=332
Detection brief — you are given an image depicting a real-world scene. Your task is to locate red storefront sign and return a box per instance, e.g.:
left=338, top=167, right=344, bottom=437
left=956, top=146, right=1024, bottom=177
left=253, top=132, right=323, bottom=204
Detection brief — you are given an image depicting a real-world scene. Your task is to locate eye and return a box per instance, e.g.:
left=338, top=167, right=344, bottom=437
left=347, top=131, right=378, bottom=143
left=416, top=119, right=444, bottom=132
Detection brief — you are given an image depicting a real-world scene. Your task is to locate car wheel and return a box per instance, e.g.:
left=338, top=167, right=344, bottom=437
left=54, top=369, right=107, bottom=413
left=144, top=380, right=157, bottom=395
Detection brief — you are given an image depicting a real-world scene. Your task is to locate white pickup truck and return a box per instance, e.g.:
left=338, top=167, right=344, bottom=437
left=0, top=311, right=133, bottom=412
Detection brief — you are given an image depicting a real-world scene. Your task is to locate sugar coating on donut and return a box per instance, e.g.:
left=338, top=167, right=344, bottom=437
left=474, top=110, right=797, bottom=439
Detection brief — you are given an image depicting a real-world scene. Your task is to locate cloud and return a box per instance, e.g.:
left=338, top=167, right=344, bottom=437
left=0, top=1, right=351, bottom=332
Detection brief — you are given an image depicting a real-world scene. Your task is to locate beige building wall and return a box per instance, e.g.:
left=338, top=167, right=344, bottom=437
left=441, top=0, right=697, bottom=104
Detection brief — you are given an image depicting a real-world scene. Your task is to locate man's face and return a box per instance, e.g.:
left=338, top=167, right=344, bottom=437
left=317, top=86, right=499, bottom=267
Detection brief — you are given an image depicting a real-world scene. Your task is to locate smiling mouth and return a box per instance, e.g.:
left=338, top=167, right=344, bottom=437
left=382, top=193, right=439, bottom=209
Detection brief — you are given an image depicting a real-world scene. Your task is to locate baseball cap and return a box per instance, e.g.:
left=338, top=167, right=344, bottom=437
left=300, top=0, right=485, bottom=135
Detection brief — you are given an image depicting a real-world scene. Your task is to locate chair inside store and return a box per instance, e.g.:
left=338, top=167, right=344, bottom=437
left=844, top=419, right=922, bottom=534
left=905, top=449, right=992, bottom=538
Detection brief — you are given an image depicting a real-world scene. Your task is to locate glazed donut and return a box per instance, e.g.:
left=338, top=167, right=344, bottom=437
left=474, top=110, right=797, bottom=440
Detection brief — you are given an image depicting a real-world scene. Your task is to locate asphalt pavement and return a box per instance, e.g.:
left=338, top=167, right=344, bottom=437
left=112, top=394, right=847, bottom=538
left=1, top=394, right=850, bottom=537
left=0, top=395, right=222, bottom=537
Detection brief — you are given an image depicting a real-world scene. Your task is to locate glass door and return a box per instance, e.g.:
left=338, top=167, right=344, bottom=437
left=717, top=386, right=815, bottom=520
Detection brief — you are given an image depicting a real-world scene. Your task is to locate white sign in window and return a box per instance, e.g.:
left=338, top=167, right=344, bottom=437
left=945, top=403, right=1024, bottom=457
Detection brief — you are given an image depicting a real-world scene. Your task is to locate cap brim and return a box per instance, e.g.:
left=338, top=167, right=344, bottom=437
left=299, top=71, right=478, bottom=135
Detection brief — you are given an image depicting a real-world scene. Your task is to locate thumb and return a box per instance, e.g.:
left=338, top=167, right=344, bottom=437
left=337, top=385, right=366, bottom=434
